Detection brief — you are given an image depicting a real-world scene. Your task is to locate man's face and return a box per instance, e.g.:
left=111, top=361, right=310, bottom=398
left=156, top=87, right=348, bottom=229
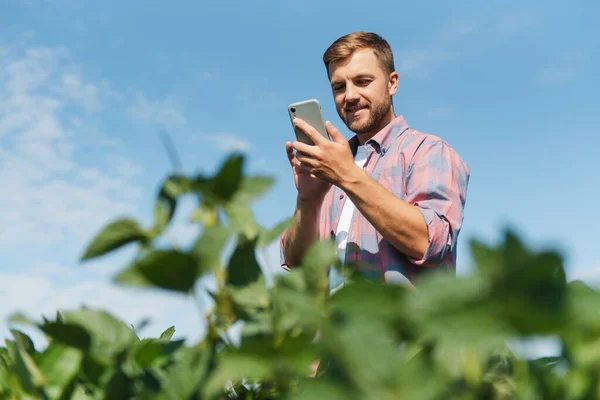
left=328, top=49, right=398, bottom=136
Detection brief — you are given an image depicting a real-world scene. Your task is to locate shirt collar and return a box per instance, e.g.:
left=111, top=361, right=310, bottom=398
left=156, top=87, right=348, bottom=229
left=348, top=115, right=409, bottom=156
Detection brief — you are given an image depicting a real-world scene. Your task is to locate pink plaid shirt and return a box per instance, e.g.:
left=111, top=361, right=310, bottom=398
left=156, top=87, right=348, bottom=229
left=280, top=115, right=470, bottom=286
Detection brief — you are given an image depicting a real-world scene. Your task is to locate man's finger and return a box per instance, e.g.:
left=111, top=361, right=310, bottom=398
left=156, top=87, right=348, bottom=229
left=292, top=140, right=318, bottom=157
left=294, top=118, right=326, bottom=146
left=286, top=142, right=296, bottom=166
left=325, top=121, right=346, bottom=144
left=296, top=151, right=316, bottom=166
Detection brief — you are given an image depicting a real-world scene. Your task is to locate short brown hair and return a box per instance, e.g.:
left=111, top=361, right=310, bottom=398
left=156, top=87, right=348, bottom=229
left=323, top=31, right=395, bottom=77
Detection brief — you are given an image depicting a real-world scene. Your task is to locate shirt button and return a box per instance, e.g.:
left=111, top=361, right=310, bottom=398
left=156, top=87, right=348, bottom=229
left=339, top=194, right=344, bottom=200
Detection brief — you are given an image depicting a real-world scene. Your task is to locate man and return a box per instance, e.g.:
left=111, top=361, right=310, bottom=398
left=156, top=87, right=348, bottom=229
left=280, top=31, right=470, bottom=291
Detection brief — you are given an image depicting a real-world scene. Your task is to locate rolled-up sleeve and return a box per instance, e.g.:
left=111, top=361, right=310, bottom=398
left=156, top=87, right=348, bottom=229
left=405, top=139, right=470, bottom=266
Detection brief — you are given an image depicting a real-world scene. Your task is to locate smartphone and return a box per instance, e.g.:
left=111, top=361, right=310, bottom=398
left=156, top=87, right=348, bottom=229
left=287, top=99, right=330, bottom=145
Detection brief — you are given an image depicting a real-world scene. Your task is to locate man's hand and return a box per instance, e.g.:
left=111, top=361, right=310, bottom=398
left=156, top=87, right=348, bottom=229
left=292, top=118, right=361, bottom=188
left=285, top=138, right=331, bottom=203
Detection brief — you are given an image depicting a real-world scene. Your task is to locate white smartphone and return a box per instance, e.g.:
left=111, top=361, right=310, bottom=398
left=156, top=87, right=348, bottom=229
left=287, top=99, right=330, bottom=145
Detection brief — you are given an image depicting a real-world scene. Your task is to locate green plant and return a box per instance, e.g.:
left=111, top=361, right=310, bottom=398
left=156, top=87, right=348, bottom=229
left=2, top=152, right=600, bottom=399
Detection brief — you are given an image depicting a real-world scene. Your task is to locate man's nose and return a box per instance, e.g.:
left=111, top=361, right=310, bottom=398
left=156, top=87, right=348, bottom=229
left=345, top=84, right=359, bottom=102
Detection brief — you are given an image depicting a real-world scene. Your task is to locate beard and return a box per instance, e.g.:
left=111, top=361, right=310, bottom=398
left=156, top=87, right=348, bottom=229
left=338, top=96, right=392, bottom=135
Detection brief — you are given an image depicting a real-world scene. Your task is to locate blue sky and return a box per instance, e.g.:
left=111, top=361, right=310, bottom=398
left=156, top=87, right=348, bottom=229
left=1, top=0, right=599, bottom=347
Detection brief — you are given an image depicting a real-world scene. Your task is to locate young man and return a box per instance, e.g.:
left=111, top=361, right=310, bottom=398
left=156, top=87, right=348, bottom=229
left=280, top=31, right=470, bottom=290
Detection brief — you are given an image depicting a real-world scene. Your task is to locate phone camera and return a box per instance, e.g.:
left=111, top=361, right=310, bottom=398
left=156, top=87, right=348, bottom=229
left=290, top=107, right=296, bottom=113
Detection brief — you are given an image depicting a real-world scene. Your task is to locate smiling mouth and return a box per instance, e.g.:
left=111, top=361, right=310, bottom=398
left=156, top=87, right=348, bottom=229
left=346, top=106, right=367, bottom=113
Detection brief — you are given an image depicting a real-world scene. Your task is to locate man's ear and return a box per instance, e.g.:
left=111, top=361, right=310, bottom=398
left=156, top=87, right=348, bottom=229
left=389, top=71, right=399, bottom=95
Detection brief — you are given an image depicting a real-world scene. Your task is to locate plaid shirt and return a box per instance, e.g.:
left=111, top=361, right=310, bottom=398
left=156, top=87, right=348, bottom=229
left=280, top=115, right=470, bottom=286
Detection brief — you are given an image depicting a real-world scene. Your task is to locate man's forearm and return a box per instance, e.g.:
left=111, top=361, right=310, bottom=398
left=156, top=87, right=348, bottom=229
left=282, top=198, right=323, bottom=268
left=340, top=167, right=429, bottom=260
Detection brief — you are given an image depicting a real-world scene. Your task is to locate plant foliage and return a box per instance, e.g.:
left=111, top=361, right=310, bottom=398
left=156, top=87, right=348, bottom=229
left=2, top=153, right=599, bottom=399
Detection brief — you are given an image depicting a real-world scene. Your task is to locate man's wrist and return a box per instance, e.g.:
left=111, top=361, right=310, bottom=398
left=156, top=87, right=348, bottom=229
left=296, top=195, right=324, bottom=213
left=338, top=164, right=367, bottom=193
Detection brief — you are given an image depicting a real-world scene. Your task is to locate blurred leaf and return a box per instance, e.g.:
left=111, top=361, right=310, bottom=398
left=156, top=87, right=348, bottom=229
left=8, top=313, right=37, bottom=329
left=70, top=384, right=93, bottom=400
left=9, top=330, right=35, bottom=357
left=234, top=175, right=275, bottom=203
left=40, top=322, right=91, bottom=350
left=225, top=201, right=259, bottom=239
left=227, top=235, right=262, bottom=287
left=258, top=216, right=294, bottom=248
left=114, top=250, right=198, bottom=294
left=160, top=326, right=176, bottom=340
left=563, top=280, right=600, bottom=331
left=104, top=368, right=134, bottom=400
left=289, top=379, right=357, bottom=400
left=301, top=239, right=339, bottom=295
left=11, top=329, right=46, bottom=391
left=162, top=174, right=192, bottom=199
left=229, top=278, right=270, bottom=319
left=203, top=349, right=272, bottom=398
left=151, top=344, right=211, bottom=400
left=36, top=344, right=83, bottom=400
left=59, top=310, right=138, bottom=363
left=81, top=218, right=149, bottom=261
left=330, top=278, right=406, bottom=326
left=128, top=338, right=185, bottom=370
left=190, top=203, right=219, bottom=226
left=405, top=272, right=514, bottom=347
left=211, top=153, right=244, bottom=202
left=192, top=225, right=232, bottom=274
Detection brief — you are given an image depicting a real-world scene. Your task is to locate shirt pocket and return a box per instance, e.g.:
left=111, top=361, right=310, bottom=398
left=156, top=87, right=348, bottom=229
left=372, top=164, right=406, bottom=200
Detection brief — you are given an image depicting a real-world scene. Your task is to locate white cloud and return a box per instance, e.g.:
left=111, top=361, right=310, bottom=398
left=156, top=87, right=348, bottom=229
left=0, top=44, right=170, bottom=347
left=0, top=270, right=204, bottom=349
left=0, top=46, right=145, bottom=251
left=127, top=93, right=187, bottom=126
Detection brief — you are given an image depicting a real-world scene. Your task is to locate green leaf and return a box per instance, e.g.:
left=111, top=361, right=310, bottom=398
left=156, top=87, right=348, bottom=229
left=127, top=338, right=185, bottom=370
left=162, top=174, right=192, bottom=199
left=227, top=235, right=262, bottom=287
left=203, top=350, right=272, bottom=398
left=151, top=344, right=211, bottom=400
left=225, top=201, right=259, bottom=239
left=301, top=239, right=339, bottom=294
left=11, top=329, right=46, bottom=391
left=81, top=218, right=148, bottom=261
left=36, top=344, right=83, bottom=400
left=289, top=379, right=356, bottom=400
left=58, top=309, right=138, bottom=363
left=40, top=322, right=92, bottom=350
left=228, top=278, right=270, bottom=319
left=114, top=250, right=198, bottom=293
left=153, top=192, right=176, bottom=235
left=190, top=203, right=219, bottom=226
left=232, top=175, right=275, bottom=204
left=104, top=368, right=134, bottom=400
left=191, top=225, right=232, bottom=274
left=211, top=153, right=244, bottom=202
left=160, top=326, right=176, bottom=340
left=257, top=216, right=294, bottom=248
left=9, top=330, right=36, bottom=356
